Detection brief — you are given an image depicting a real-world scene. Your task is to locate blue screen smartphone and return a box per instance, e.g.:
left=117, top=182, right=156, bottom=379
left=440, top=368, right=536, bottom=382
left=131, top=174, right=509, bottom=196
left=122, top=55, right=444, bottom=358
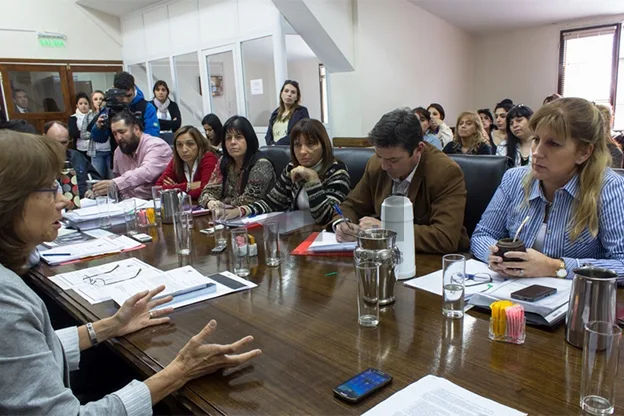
left=333, top=368, right=392, bottom=403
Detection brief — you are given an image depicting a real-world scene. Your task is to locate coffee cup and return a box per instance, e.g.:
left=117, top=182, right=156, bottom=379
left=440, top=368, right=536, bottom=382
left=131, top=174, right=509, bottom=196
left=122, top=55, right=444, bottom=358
left=496, top=238, right=526, bottom=262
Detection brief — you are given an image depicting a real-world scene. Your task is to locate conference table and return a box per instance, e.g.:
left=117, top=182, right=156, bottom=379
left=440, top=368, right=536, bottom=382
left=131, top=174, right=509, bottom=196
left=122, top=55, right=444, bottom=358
left=26, top=216, right=624, bottom=415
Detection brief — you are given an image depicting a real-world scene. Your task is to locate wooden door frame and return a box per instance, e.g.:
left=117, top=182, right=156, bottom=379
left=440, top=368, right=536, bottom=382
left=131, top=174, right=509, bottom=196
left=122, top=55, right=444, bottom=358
left=66, top=64, right=123, bottom=110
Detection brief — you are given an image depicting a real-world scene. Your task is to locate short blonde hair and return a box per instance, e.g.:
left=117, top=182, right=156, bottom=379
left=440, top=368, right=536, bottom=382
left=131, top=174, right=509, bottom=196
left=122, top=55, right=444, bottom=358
left=452, top=111, right=488, bottom=153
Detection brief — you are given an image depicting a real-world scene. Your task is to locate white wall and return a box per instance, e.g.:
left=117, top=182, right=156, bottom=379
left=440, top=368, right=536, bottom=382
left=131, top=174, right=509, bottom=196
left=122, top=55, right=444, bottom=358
left=0, top=0, right=121, bottom=60
left=287, top=59, right=321, bottom=120
left=474, top=14, right=624, bottom=112
left=328, top=0, right=475, bottom=137
left=303, top=0, right=354, bottom=67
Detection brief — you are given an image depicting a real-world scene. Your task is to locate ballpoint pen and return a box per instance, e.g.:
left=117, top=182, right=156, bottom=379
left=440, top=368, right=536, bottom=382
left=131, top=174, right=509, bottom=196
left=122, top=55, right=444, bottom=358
left=333, top=203, right=346, bottom=220
left=42, top=253, right=71, bottom=256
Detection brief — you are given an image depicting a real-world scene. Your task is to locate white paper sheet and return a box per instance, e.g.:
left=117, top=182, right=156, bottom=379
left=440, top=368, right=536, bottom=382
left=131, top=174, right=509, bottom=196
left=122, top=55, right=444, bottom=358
left=308, top=231, right=357, bottom=252
left=225, top=211, right=283, bottom=226
left=49, top=258, right=157, bottom=291
left=41, top=238, right=123, bottom=266
left=362, top=375, right=526, bottom=416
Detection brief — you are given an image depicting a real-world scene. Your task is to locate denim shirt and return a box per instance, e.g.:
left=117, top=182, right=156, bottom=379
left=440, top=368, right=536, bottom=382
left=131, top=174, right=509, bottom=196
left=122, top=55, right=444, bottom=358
left=471, top=167, right=624, bottom=280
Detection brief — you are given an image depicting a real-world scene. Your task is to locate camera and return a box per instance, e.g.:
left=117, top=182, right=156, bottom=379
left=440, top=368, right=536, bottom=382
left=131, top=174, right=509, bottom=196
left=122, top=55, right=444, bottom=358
left=99, top=88, right=129, bottom=129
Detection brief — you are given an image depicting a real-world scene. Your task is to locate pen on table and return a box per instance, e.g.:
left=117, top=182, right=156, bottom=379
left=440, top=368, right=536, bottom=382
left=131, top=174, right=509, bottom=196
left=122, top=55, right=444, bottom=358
left=42, top=253, right=71, bottom=257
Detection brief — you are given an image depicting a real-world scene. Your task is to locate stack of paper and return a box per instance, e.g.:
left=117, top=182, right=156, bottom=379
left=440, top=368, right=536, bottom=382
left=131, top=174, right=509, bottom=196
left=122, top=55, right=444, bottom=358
left=225, top=212, right=284, bottom=227
left=308, top=231, right=356, bottom=253
left=63, top=198, right=151, bottom=230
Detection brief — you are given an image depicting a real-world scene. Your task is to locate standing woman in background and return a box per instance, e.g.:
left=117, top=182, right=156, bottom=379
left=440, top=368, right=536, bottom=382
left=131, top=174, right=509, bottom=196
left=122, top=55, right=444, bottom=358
left=152, top=80, right=181, bottom=134
left=504, top=105, right=534, bottom=168
left=427, top=103, right=453, bottom=147
left=491, top=99, right=514, bottom=155
left=91, top=90, right=105, bottom=113
left=68, top=92, right=96, bottom=158
left=265, top=80, right=310, bottom=146
left=202, top=113, right=224, bottom=153
left=87, top=90, right=112, bottom=178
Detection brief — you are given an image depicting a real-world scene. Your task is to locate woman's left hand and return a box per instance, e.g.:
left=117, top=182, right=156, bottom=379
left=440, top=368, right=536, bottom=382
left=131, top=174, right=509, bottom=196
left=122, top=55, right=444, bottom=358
left=112, top=285, right=174, bottom=337
left=290, top=166, right=319, bottom=183
left=499, top=249, right=558, bottom=278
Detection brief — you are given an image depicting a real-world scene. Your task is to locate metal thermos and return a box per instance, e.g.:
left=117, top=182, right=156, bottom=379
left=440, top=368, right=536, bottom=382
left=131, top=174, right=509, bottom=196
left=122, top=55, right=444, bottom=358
left=354, top=229, right=401, bottom=306
left=161, top=189, right=180, bottom=224
left=565, top=266, right=617, bottom=348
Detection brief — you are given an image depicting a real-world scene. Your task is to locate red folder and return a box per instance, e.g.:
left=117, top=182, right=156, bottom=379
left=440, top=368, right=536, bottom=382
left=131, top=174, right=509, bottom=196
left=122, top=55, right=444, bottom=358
left=291, top=232, right=353, bottom=257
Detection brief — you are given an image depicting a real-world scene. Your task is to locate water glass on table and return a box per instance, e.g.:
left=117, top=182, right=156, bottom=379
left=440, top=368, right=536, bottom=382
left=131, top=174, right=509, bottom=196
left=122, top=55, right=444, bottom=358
left=107, top=183, right=119, bottom=204
left=442, top=254, right=466, bottom=319
left=179, top=192, right=193, bottom=228
left=96, top=196, right=111, bottom=229
left=355, top=260, right=380, bottom=328
left=211, top=201, right=227, bottom=248
left=174, top=212, right=192, bottom=256
left=136, top=204, right=157, bottom=228
left=151, top=185, right=163, bottom=221
left=263, top=220, right=280, bottom=267
left=580, top=321, right=622, bottom=415
left=231, top=228, right=250, bottom=277
left=121, top=199, right=137, bottom=234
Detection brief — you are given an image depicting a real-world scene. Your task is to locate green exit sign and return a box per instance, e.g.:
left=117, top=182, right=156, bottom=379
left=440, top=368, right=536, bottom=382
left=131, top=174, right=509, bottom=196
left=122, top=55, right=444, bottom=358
left=39, top=38, right=65, bottom=48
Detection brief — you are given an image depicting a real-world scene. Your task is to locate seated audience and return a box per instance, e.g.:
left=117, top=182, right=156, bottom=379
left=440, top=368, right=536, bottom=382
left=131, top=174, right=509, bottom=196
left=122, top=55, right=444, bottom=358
left=427, top=103, right=453, bottom=147
left=0, top=129, right=261, bottom=414
left=153, top=80, right=181, bottom=134
left=543, top=93, right=562, bottom=105
left=92, top=112, right=172, bottom=199
left=471, top=97, right=624, bottom=279
left=202, top=113, right=224, bottom=152
left=595, top=104, right=623, bottom=169
left=491, top=99, right=514, bottom=154
left=13, top=89, right=30, bottom=113
left=332, top=108, right=470, bottom=253
left=265, top=80, right=310, bottom=146
left=443, top=111, right=492, bottom=155
left=503, top=104, right=534, bottom=168
left=200, top=116, right=276, bottom=208
left=44, top=121, right=101, bottom=198
left=68, top=92, right=97, bottom=158
left=226, top=119, right=351, bottom=224
left=412, top=107, right=443, bottom=149
left=155, top=126, right=218, bottom=199
left=477, top=108, right=495, bottom=142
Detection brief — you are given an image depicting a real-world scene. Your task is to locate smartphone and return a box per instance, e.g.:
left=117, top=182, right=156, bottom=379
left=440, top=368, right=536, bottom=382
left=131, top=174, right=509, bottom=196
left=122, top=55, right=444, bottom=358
left=510, top=284, right=557, bottom=302
left=333, top=368, right=392, bottom=403
left=130, top=233, right=153, bottom=243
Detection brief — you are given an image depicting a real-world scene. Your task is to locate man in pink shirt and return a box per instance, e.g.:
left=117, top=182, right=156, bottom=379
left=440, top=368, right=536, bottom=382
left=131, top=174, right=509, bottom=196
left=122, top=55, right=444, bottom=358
left=92, top=112, right=172, bottom=199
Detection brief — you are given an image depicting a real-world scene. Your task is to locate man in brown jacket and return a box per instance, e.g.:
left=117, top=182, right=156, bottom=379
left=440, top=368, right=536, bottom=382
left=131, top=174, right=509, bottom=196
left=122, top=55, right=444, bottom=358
left=332, top=108, right=470, bottom=253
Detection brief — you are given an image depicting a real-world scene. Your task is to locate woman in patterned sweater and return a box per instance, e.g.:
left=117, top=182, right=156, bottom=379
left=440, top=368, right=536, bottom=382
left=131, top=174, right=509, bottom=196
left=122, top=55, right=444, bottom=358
left=226, top=119, right=351, bottom=224
left=199, top=116, right=275, bottom=209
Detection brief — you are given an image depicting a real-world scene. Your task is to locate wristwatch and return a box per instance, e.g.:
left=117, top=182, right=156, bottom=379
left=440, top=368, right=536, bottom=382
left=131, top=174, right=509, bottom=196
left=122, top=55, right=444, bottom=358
left=555, top=259, right=567, bottom=279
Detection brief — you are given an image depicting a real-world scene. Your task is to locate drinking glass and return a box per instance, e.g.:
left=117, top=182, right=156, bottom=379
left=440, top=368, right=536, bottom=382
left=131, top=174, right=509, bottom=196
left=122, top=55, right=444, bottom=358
left=231, top=228, right=250, bottom=277
left=174, top=212, right=192, bottom=256
left=179, top=192, right=193, bottom=228
left=96, top=196, right=111, bottom=229
left=355, top=260, right=380, bottom=328
left=107, top=183, right=119, bottom=204
left=442, top=254, right=466, bottom=318
left=121, top=199, right=137, bottom=234
left=151, top=185, right=163, bottom=221
left=580, top=321, right=622, bottom=415
left=263, top=220, right=280, bottom=267
left=211, top=201, right=227, bottom=247
left=136, top=205, right=157, bottom=228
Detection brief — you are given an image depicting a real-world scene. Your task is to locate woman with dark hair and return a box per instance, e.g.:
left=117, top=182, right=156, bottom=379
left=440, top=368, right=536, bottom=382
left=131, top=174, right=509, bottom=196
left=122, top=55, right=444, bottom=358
left=199, top=116, right=276, bottom=208
left=68, top=92, right=96, bottom=157
left=426, top=103, right=453, bottom=147
left=155, top=125, right=218, bottom=199
left=0, top=130, right=261, bottom=414
left=202, top=113, right=223, bottom=150
left=477, top=108, right=495, bottom=141
left=152, top=80, right=181, bottom=133
left=412, top=107, right=442, bottom=149
left=225, top=119, right=351, bottom=224
left=265, top=80, right=310, bottom=146
left=443, top=112, right=492, bottom=155
left=491, top=99, right=514, bottom=155
left=504, top=105, right=534, bottom=168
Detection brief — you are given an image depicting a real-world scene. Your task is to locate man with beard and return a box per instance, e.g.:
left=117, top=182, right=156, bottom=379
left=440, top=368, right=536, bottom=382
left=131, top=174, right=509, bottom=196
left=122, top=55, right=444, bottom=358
left=93, top=111, right=171, bottom=199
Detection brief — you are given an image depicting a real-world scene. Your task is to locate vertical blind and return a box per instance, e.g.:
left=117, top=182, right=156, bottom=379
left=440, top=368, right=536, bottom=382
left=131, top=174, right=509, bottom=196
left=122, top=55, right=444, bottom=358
left=559, top=24, right=620, bottom=106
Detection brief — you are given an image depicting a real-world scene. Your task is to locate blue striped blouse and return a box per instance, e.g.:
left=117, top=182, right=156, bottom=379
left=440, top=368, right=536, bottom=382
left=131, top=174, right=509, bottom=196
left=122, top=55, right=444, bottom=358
left=471, top=166, right=624, bottom=280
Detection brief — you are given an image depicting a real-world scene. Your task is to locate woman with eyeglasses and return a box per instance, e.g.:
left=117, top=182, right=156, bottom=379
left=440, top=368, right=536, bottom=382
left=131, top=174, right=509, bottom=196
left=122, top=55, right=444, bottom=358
left=200, top=115, right=276, bottom=209
left=0, top=130, right=261, bottom=414
left=503, top=104, right=534, bottom=168
left=265, top=80, right=310, bottom=146
left=491, top=99, right=514, bottom=155
left=471, top=98, right=624, bottom=280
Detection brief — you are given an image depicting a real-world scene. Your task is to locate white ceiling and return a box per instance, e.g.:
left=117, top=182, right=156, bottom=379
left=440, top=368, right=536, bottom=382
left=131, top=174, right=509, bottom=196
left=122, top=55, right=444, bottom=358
left=409, top=0, right=624, bottom=35
left=75, top=0, right=165, bottom=16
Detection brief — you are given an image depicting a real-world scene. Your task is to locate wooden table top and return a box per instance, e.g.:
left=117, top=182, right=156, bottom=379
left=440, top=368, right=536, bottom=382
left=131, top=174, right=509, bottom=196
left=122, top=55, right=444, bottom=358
left=27, top=216, right=624, bottom=416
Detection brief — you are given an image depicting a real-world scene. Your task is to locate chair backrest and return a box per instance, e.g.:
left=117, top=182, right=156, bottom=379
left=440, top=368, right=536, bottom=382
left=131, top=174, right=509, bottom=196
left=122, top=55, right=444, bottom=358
left=448, top=154, right=507, bottom=236
left=334, top=148, right=374, bottom=190
left=614, top=168, right=624, bottom=177
left=160, top=132, right=174, bottom=147
left=259, top=145, right=291, bottom=176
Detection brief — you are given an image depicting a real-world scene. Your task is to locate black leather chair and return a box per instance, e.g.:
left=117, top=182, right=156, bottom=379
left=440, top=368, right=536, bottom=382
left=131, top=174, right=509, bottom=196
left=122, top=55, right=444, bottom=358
left=448, top=154, right=507, bottom=236
left=334, top=148, right=374, bottom=190
left=160, top=132, right=174, bottom=147
left=259, top=145, right=291, bottom=175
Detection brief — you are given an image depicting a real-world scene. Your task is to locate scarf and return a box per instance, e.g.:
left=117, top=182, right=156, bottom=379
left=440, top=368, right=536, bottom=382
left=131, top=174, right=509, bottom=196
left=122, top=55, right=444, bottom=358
left=75, top=110, right=96, bottom=156
left=153, top=98, right=171, bottom=120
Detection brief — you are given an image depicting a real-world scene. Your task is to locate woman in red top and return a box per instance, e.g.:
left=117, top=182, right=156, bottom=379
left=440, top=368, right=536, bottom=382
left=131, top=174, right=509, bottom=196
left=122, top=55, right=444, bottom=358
left=156, top=125, right=218, bottom=199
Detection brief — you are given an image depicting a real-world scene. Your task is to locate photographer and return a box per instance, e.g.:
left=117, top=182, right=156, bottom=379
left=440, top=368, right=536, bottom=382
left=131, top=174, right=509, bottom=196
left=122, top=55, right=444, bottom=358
left=91, top=72, right=160, bottom=149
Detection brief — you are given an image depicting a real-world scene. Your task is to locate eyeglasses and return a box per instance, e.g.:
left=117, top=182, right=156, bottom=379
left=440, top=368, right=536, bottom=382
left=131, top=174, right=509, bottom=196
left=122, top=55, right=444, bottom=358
left=82, top=264, right=142, bottom=286
left=34, top=182, right=61, bottom=197
left=465, top=273, right=493, bottom=287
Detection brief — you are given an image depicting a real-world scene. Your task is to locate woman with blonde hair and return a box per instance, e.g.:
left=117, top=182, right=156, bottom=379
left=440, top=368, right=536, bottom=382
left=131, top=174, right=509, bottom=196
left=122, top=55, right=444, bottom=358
left=443, top=111, right=492, bottom=155
left=595, top=103, right=622, bottom=168
left=471, top=97, right=624, bottom=280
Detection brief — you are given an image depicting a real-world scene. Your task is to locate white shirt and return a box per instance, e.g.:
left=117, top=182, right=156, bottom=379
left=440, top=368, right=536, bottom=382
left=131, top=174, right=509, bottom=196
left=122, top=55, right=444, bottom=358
left=184, top=160, right=198, bottom=183
left=16, top=106, right=27, bottom=114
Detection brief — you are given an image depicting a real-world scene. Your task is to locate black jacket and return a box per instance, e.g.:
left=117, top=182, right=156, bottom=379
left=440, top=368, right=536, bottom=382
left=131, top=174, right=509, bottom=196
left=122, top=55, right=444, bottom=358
left=154, top=100, right=182, bottom=133
left=265, top=106, right=310, bottom=146
left=443, top=141, right=492, bottom=156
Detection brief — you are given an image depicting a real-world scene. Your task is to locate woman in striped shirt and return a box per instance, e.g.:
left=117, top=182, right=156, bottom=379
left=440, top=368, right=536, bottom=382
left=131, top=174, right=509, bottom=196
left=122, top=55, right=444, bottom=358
left=471, top=97, right=624, bottom=280
left=226, top=119, right=351, bottom=224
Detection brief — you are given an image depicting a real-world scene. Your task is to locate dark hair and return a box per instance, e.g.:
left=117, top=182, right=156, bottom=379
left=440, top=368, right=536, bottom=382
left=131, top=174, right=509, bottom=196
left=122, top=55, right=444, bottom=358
left=43, top=120, right=69, bottom=135
left=75, top=92, right=91, bottom=106
left=427, top=103, right=446, bottom=120
left=201, top=113, right=223, bottom=147
left=0, top=119, right=37, bottom=134
left=113, top=71, right=135, bottom=91
left=277, top=80, right=301, bottom=121
left=290, top=119, right=335, bottom=177
left=12, top=89, right=26, bottom=99
left=505, top=104, right=534, bottom=167
left=173, top=126, right=210, bottom=180
left=111, top=110, right=142, bottom=131
left=494, top=98, right=514, bottom=113
left=477, top=108, right=496, bottom=132
left=413, top=107, right=431, bottom=122
left=369, top=108, right=423, bottom=155
left=543, top=93, right=562, bottom=105
left=153, top=80, right=170, bottom=98
left=220, top=116, right=261, bottom=197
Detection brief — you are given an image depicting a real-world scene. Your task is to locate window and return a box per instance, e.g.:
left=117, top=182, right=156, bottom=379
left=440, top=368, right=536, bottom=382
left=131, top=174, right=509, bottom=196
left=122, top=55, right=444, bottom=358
left=173, top=53, right=203, bottom=129
left=8, top=70, right=66, bottom=113
left=559, top=24, right=620, bottom=107
left=242, top=36, right=276, bottom=126
left=319, top=64, right=329, bottom=123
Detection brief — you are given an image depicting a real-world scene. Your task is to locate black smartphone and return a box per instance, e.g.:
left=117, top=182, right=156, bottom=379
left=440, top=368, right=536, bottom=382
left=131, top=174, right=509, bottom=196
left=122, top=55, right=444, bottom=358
left=510, top=284, right=557, bottom=302
left=333, top=368, right=392, bottom=403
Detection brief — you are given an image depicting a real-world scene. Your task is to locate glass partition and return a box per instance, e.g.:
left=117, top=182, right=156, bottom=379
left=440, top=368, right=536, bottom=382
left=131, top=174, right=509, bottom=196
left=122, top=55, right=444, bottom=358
left=173, top=52, right=203, bottom=129
left=205, top=49, right=240, bottom=124
left=8, top=70, right=65, bottom=113
left=128, top=63, right=149, bottom=96
left=241, top=36, right=276, bottom=127
left=149, top=58, right=174, bottom=100
left=71, top=72, right=116, bottom=96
